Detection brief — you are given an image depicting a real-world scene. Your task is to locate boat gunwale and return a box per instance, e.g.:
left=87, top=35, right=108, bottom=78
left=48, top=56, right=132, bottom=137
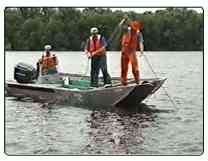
left=5, top=77, right=167, bottom=107
left=6, top=77, right=166, bottom=94
left=6, top=80, right=137, bottom=94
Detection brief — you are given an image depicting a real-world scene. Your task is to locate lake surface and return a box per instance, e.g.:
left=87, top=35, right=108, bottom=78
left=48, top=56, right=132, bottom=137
left=5, top=51, right=203, bottom=155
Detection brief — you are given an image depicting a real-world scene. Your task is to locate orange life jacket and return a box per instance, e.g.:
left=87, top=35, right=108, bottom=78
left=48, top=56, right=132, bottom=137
left=40, top=54, right=58, bottom=71
left=88, top=35, right=103, bottom=53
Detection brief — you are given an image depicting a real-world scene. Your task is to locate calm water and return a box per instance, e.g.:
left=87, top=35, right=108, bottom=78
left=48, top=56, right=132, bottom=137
left=5, top=51, right=203, bottom=155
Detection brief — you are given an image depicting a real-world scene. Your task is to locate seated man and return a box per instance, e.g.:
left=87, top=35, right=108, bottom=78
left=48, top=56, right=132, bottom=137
left=37, top=45, right=58, bottom=76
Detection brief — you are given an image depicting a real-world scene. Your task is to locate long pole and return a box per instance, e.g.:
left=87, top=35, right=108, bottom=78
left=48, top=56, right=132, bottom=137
left=143, top=54, right=179, bottom=109
left=107, top=18, right=127, bottom=45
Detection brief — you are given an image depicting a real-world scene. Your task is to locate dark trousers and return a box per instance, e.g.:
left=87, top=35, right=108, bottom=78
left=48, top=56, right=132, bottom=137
left=90, top=54, right=111, bottom=87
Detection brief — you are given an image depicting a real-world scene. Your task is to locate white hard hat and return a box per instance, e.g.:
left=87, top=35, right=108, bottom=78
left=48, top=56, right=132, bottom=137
left=90, top=27, right=98, bottom=34
left=44, top=45, right=52, bottom=50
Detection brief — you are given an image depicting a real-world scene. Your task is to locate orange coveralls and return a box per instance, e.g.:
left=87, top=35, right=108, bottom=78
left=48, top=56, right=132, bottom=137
left=121, top=21, right=143, bottom=85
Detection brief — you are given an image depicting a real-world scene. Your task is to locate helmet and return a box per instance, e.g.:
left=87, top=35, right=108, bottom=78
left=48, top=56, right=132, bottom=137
left=90, top=27, right=98, bottom=34
left=44, top=45, right=52, bottom=50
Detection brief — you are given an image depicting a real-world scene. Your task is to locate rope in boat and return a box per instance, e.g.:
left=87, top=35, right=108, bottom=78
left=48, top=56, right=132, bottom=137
left=143, top=54, right=179, bottom=109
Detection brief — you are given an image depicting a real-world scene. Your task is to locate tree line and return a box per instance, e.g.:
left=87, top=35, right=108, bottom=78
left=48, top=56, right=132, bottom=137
left=5, top=7, right=203, bottom=51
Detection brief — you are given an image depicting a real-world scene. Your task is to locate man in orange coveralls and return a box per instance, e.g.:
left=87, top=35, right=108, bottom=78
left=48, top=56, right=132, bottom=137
left=121, top=20, right=144, bottom=85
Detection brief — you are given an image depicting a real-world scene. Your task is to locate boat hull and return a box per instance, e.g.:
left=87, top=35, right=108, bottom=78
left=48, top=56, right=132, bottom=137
left=5, top=75, right=166, bottom=109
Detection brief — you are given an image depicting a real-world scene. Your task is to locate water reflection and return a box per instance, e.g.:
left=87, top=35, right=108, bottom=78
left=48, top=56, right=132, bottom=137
left=83, top=103, right=160, bottom=155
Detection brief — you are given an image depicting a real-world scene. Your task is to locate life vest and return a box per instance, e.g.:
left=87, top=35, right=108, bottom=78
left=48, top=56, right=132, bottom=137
left=39, top=53, right=58, bottom=75
left=88, top=34, right=103, bottom=53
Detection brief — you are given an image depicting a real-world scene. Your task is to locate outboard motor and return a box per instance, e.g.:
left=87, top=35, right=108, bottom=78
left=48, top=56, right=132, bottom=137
left=14, top=62, right=37, bottom=83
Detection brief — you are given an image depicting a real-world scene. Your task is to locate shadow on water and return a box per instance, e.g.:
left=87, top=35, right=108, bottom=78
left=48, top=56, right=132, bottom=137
left=8, top=95, right=173, bottom=113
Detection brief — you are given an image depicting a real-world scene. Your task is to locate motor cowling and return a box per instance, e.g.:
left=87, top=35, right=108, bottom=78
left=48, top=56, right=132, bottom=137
left=14, top=62, right=37, bottom=83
